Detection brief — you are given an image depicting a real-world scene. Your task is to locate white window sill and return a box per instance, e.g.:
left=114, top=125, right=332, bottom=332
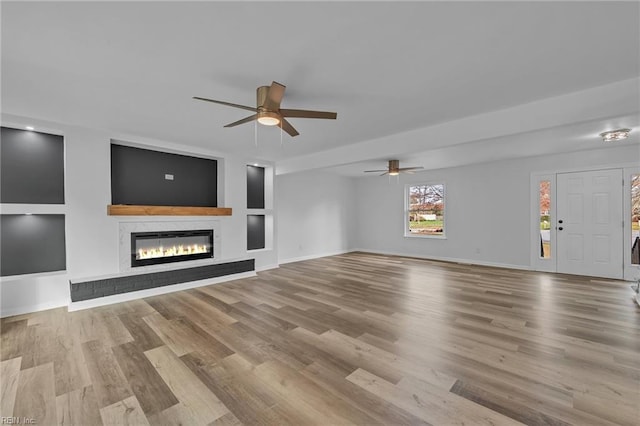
left=404, top=233, right=447, bottom=240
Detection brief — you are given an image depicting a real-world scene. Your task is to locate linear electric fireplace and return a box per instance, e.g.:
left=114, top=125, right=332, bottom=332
left=131, top=229, right=213, bottom=267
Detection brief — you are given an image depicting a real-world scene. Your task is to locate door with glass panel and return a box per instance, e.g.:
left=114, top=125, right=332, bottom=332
left=556, top=169, right=623, bottom=279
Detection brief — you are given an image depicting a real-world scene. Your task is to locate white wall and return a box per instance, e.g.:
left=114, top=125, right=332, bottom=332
left=1, top=113, right=277, bottom=317
left=276, top=170, right=355, bottom=263
left=352, top=144, right=640, bottom=269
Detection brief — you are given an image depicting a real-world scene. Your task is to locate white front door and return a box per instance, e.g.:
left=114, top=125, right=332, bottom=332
left=556, top=169, right=623, bottom=279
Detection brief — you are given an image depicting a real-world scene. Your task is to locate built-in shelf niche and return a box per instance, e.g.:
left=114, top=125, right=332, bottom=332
left=246, top=165, right=267, bottom=251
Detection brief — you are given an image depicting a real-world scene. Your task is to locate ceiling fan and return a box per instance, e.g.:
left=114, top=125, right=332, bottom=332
left=193, top=81, right=337, bottom=137
left=364, top=160, right=424, bottom=176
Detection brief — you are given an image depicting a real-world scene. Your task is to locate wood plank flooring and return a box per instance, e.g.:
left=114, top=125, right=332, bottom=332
left=1, top=252, right=639, bottom=425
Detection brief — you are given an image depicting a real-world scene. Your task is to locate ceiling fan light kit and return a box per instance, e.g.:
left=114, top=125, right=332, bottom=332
left=194, top=81, right=337, bottom=137
left=257, top=111, right=280, bottom=126
left=599, top=128, right=631, bottom=142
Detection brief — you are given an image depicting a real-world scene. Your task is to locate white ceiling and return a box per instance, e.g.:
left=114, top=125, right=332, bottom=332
left=2, top=1, right=639, bottom=174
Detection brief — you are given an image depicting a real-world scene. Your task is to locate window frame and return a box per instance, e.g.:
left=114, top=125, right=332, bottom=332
left=530, top=173, right=556, bottom=272
left=404, top=182, right=447, bottom=239
left=624, top=167, right=640, bottom=278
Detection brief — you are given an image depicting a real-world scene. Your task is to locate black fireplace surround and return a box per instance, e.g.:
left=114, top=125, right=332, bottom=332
left=131, top=229, right=213, bottom=267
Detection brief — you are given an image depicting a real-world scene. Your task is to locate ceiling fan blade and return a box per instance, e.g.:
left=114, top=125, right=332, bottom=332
left=279, top=109, right=337, bottom=120
left=193, top=97, right=257, bottom=112
left=224, top=114, right=258, bottom=128
left=263, top=81, right=286, bottom=110
left=364, top=169, right=387, bottom=173
left=379, top=172, right=389, bottom=176
left=278, top=118, right=299, bottom=137
left=398, top=167, right=424, bottom=171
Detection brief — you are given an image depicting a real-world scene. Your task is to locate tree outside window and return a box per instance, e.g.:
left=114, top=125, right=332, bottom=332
left=407, top=184, right=444, bottom=236
left=632, top=174, right=639, bottom=264
left=539, top=180, right=551, bottom=258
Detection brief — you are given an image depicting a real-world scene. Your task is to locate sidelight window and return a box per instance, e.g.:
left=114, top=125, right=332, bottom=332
left=539, top=180, right=551, bottom=259
left=632, top=174, right=639, bottom=265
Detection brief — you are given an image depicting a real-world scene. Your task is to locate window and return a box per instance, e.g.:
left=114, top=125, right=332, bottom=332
left=539, top=180, right=551, bottom=259
left=406, top=183, right=445, bottom=237
left=632, top=174, right=640, bottom=265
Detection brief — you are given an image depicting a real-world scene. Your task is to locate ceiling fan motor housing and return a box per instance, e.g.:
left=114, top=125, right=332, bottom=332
left=257, top=86, right=270, bottom=109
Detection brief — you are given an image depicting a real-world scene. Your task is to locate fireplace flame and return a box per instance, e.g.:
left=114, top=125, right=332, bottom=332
left=137, top=244, right=208, bottom=260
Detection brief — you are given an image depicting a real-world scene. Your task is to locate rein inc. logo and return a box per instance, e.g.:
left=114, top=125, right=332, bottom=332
left=1, top=418, right=36, bottom=425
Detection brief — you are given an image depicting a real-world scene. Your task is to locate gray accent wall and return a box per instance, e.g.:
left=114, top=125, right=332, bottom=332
left=247, top=165, right=265, bottom=209
left=1, top=214, right=66, bottom=276
left=1, top=127, right=65, bottom=204
left=111, top=144, right=218, bottom=207
left=247, top=214, right=265, bottom=250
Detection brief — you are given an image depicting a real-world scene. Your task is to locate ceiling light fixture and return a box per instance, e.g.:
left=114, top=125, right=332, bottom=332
left=600, top=128, right=631, bottom=142
left=256, top=111, right=280, bottom=126
left=25, top=126, right=34, bottom=131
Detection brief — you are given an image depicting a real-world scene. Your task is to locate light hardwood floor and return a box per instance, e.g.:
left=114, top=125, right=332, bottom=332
left=1, top=252, right=639, bottom=425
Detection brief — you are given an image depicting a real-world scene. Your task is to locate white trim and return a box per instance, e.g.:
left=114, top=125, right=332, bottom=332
left=0, top=121, right=66, bottom=137
left=278, top=250, right=351, bottom=265
left=0, top=300, right=69, bottom=318
left=255, top=263, right=279, bottom=272
left=246, top=248, right=271, bottom=254
left=68, top=271, right=256, bottom=312
left=349, top=248, right=530, bottom=271
left=529, top=161, right=640, bottom=177
left=111, top=138, right=222, bottom=161
left=404, top=234, right=447, bottom=240
left=0, top=269, right=68, bottom=283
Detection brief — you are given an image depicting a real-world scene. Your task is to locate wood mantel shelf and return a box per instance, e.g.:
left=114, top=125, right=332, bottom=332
left=107, top=205, right=232, bottom=216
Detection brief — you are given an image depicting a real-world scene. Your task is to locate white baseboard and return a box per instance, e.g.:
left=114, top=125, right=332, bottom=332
left=255, top=263, right=279, bottom=272
left=68, top=271, right=256, bottom=312
left=0, top=300, right=69, bottom=319
left=349, top=248, right=531, bottom=271
left=278, top=250, right=350, bottom=265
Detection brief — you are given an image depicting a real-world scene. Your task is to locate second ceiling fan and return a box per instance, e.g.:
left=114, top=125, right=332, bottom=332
left=193, top=81, right=337, bottom=137
left=364, top=160, right=424, bottom=176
